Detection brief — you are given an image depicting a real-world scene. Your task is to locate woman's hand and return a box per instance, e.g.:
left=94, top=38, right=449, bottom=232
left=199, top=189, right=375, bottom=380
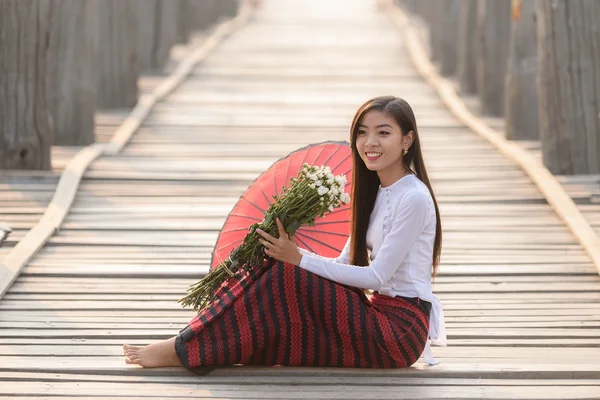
left=256, top=218, right=302, bottom=266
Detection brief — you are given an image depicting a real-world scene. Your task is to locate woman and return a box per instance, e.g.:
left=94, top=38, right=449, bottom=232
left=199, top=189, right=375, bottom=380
left=123, top=96, right=446, bottom=369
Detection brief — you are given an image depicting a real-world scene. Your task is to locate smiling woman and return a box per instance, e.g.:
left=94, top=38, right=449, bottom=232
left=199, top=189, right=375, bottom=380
left=123, top=96, right=446, bottom=370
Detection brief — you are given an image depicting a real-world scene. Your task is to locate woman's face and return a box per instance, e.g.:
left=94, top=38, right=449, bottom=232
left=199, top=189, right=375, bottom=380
left=355, top=109, right=408, bottom=174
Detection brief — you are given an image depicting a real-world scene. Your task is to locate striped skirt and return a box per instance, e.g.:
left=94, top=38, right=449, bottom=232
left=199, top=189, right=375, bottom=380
left=175, top=259, right=430, bottom=369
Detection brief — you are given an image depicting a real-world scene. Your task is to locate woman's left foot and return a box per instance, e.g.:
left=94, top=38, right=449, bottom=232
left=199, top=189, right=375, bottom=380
left=123, top=336, right=183, bottom=368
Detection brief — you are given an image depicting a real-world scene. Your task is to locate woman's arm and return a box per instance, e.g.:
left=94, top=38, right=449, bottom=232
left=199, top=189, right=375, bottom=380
left=297, top=190, right=430, bottom=290
left=296, top=235, right=351, bottom=264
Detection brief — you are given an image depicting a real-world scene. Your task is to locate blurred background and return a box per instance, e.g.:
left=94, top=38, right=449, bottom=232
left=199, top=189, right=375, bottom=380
left=1, top=0, right=599, bottom=253
left=400, top=0, right=600, bottom=177
left=1, top=0, right=239, bottom=169
left=1, top=0, right=598, bottom=176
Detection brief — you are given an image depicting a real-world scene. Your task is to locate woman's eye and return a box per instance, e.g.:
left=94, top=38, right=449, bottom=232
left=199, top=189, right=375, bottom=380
left=379, top=131, right=390, bottom=135
left=357, top=130, right=366, bottom=135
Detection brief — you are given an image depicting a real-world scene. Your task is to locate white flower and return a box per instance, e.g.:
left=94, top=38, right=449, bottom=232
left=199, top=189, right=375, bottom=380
left=317, top=186, right=329, bottom=196
left=341, top=193, right=351, bottom=204
left=330, top=186, right=339, bottom=196
left=328, top=205, right=334, bottom=212
left=335, top=175, right=346, bottom=187
left=309, top=183, right=316, bottom=189
left=316, top=170, right=324, bottom=179
left=326, top=178, right=334, bottom=185
left=309, top=174, right=318, bottom=181
left=315, top=180, right=322, bottom=186
left=324, top=166, right=332, bottom=174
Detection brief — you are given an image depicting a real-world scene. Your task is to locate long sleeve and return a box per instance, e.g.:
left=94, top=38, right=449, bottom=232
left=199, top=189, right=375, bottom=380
left=298, top=190, right=430, bottom=290
left=297, top=235, right=351, bottom=265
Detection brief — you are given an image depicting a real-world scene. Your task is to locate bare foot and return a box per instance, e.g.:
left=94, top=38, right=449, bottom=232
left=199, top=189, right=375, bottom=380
left=123, top=337, right=183, bottom=368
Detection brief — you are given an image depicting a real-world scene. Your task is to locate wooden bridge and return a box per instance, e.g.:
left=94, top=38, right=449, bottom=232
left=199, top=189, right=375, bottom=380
left=1, top=0, right=600, bottom=398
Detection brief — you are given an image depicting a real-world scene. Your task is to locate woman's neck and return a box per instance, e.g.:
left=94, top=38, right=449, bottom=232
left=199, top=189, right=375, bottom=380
left=378, top=168, right=412, bottom=188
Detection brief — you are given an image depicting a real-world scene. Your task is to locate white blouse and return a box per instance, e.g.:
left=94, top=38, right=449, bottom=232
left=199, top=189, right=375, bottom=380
left=297, top=173, right=446, bottom=365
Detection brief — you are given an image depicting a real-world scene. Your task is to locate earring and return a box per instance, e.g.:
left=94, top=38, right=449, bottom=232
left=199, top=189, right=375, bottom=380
left=402, top=148, right=408, bottom=156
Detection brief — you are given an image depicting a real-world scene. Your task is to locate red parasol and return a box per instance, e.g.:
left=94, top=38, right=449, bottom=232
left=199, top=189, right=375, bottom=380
left=210, top=141, right=353, bottom=271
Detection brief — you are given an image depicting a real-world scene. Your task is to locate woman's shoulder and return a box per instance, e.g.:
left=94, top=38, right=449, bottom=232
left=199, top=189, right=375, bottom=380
left=390, top=175, right=431, bottom=203
left=390, top=176, right=434, bottom=220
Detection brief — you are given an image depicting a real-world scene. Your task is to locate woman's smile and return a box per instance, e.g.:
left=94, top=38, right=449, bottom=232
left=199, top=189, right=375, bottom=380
left=365, top=152, right=383, bottom=161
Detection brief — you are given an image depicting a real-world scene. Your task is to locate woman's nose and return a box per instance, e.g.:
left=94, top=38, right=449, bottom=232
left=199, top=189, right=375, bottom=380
left=365, top=134, right=378, bottom=147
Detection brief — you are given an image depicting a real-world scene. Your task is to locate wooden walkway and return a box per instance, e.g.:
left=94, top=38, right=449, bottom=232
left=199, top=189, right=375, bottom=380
left=1, top=0, right=600, bottom=398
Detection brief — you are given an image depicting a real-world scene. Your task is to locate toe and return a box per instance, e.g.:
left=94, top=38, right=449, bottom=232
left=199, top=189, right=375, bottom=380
left=125, top=356, right=140, bottom=365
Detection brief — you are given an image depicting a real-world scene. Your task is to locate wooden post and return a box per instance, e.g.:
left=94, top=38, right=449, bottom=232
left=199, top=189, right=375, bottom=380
left=537, top=0, right=600, bottom=174
left=427, top=1, right=443, bottom=62
left=178, top=0, right=218, bottom=43
left=154, top=0, right=182, bottom=68
left=412, top=0, right=429, bottom=17
left=438, top=0, right=462, bottom=76
left=397, top=0, right=418, bottom=13
left=215, top=0, right=239, bottom=19
left=456, top=0, right=479, bottom=94
left=0, top=0, right=53, bottom=170
left=476, top=0, right=512, bottom=116
left=47, top=0, right=97, bottom=146
left=136, top=0, right=156, bottom=70
left=505, top=0, right=538, bottom=141
left=96, top=0, right=140, bottom=109
left=137, top=0, right=181, bottom=71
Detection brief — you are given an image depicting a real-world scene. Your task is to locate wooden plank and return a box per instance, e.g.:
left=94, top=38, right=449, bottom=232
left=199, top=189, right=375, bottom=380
left=1, top=359, right=600, bottom=379
left=1, top=382, right=600, bottom=400
left=2, top=371, right=600, bottom=386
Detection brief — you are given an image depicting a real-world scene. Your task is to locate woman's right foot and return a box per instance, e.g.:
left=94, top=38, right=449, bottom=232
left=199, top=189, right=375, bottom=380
left=123, top=336, right=183, bottom=368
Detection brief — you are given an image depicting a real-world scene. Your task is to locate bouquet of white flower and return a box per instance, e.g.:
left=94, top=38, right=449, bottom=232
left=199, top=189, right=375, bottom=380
left=179, top=163, right=351, bottom=312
